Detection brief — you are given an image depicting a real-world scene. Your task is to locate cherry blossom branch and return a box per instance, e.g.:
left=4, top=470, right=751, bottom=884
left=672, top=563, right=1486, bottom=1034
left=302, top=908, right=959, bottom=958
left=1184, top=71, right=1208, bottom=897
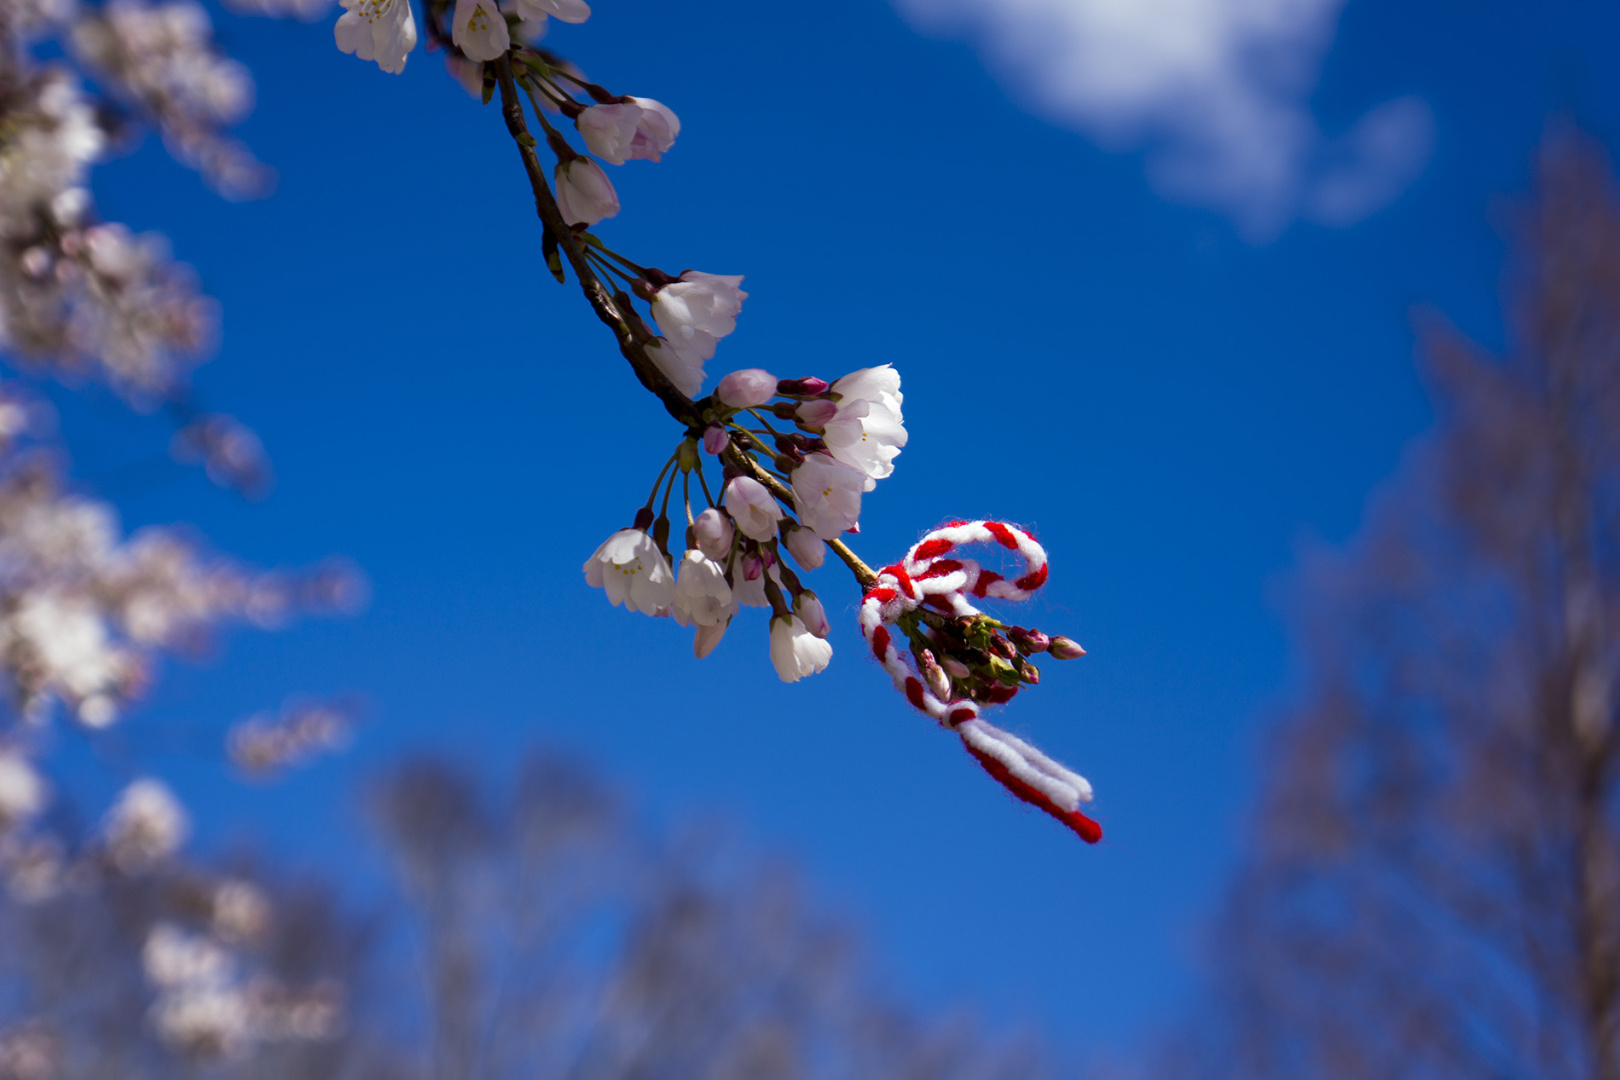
left=444, top=21, right=1101, bottom=840
left=491, top=55, right=697, bottom=430
left=490, top=54, right=882, bottom=592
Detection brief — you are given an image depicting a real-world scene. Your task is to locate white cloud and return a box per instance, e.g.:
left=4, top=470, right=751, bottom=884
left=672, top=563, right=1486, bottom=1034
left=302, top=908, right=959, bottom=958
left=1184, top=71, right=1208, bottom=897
left=893, top=0, right=1432, bottom=239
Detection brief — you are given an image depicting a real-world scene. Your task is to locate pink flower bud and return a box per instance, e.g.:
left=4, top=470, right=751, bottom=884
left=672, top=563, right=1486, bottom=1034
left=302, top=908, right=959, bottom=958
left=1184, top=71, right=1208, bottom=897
left=782, top=525, right=825, bottom=570
left=742, top=552, right=763, bottom=582
left=1007, top=626, right=1050, bottom=654
left=693, top=618, right=728, bottom=659
left=919, top=648, right=951, bottom=700
left=716, top=368, right=777, bottom=409
left=795, top=591, right=830, bottom=639
left=692, top=508, right=733, bottom=561
left=942, top=656, right=971, bottom=680
left=795, top=399, right=838, bottom=430
left=554, top=157, right=620, bottom=227
left=702, top=424, right=728, bottom=455
left=776, top=377, right=830, bottom=396
left=1049, top=636, right=1087, bottom=660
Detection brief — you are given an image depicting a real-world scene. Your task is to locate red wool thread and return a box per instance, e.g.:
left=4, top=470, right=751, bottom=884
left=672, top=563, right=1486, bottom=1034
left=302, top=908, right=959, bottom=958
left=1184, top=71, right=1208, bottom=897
left=857, top=520, right=1102, bottom=844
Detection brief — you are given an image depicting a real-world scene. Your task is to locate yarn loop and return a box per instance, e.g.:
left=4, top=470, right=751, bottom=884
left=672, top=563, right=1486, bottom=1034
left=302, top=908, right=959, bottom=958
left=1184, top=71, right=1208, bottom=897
left=858, top=520, right=1101, bottom=843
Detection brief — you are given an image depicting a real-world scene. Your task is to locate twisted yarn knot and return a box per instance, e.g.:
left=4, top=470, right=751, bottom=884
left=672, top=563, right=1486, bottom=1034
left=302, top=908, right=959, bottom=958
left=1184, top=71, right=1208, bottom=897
left=859, top=520, right=1101, bottom=844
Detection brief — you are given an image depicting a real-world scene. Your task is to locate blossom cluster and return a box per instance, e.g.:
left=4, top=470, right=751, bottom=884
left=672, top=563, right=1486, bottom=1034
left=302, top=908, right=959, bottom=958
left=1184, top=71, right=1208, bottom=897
left=70, top=0, right=269, bottom=196
left=463, top=8, right=1110, bottom=841
left=0, top=0, right=372, bottom=1060
left=335, top=0, right=589, bottom=75
left=588, top=364, right=908, bottom=682
left=0, top=63, right=217, bottom=407
left=0, top=451, right=355, bottom=726
left=144, top=921, right=343, bottom=1058
left=0, top=766, right=340, bottom=1060
left=228, top=696, right=358, bottom=775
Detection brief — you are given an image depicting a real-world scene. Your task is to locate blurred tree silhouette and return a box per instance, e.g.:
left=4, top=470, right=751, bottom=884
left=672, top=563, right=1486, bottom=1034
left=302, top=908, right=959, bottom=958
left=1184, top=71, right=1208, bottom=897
left=1165, top=131, right=1620, bottom=1080
left=363, top=753, right=1055, bottom=1080
left=0, top=751, right=1054, bottom=1080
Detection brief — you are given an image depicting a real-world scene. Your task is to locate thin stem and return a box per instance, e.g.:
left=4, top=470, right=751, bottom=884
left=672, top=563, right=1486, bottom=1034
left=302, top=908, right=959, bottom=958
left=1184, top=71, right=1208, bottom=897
left=645, top=452, right=678, bottom=509
left=583, top=237, right=651, bottom=280
left=658, top=468, right=677, bottom=520
left=586, top=249, right=636, bottom=287
left=695, top=461, right=716, bottom=508
left=744, top=408, right=784, bottom=434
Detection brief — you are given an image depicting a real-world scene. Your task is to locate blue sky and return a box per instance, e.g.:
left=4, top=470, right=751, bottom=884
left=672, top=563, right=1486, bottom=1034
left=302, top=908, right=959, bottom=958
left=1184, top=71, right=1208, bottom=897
left=56, top=0, right=1620, bottom=1063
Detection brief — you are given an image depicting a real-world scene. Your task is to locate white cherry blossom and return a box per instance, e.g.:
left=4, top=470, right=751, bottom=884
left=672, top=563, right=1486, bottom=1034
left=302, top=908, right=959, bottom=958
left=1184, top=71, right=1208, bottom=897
left=624, top=96, right=679, bottom=160
left=650, top=271, right=746, bottom=366
left=722, top=476, right=782, bottom=542
left=795, top=398, right=837, bottom=429
left=769, top=614, right=832, bottom=683
left=730, top=562, right=781, bottom=609
left=451, top=0, right=508, bottom=62
left=0, top=751, right=46, bottom=828
left=554, top=156, right=620, bottom=227
left=576, top=104, right=642, bottom=166
left=645, top=340, right=702, bottom=399
left=670, top=551, right=735, bottom=628
left=103, top=778, right=189, bottom=870
left=790, top=452, right=865, bottom=540
left=333, top=0, right=417, bottom=74
left=144, top=923, right=233, bottom=989
left=823, top=364, right=907, bottom=490
left=511, top=0, right=588, bottom=22
left=583, top=528, right=675, bottom=615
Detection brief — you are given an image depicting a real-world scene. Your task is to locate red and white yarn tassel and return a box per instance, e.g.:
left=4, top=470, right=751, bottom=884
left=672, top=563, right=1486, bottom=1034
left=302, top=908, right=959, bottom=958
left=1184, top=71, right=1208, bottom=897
left=858, top=520, right=1102, bottom=844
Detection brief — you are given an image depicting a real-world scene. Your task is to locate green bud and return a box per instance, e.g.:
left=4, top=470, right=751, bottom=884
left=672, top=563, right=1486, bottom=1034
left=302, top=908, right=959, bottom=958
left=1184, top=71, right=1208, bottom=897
left=676, top=438, right=700, bottom=473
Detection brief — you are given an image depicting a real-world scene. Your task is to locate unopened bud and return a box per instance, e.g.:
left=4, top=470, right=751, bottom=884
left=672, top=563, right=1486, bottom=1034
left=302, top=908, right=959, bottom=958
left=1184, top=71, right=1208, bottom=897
left=782, top=524, right=825, bottom=570
left=716, top=368, right=778, bottom=409
left=1007, top=626, right=1050, bottom=654
left=941, top=656, right=971, bottom=680
left=694, top=619, right=728, bottom=659
left=1049, top=636, right=1087, bottom=660
left=742, top=553, right=764, bottom=582
left=676, top=438, right=700, bottom=473
left=795, top=591, right=830, bottom=638
left=989, top=635, right=1019, bottom=661
left=795, top=399, right=838, bottom=429
left=776, top=376, right=830, bottom=397
left=1019, top=662, right=1040, bottom=686
left=702, top=424, right=729, bottom=455
left=919, top=649, right=951, bottom=701
left=693, top=508, right=733, bottom=561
